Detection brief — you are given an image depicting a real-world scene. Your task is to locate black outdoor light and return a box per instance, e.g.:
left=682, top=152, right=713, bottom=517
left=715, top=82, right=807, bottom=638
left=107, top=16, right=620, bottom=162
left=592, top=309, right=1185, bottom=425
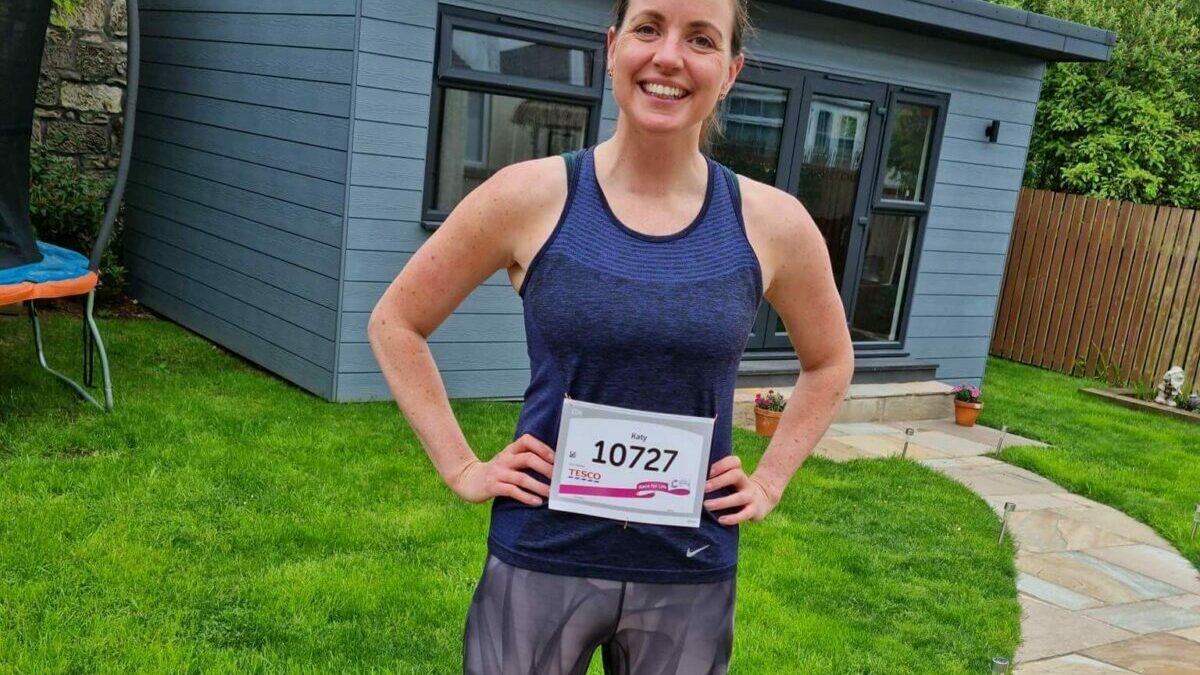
left=986, top=119, right=1001, bottom=143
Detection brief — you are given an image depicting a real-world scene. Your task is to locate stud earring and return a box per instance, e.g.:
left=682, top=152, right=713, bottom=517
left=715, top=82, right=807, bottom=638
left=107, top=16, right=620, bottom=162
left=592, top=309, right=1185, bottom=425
left=607, top=65, right=613, bottom=79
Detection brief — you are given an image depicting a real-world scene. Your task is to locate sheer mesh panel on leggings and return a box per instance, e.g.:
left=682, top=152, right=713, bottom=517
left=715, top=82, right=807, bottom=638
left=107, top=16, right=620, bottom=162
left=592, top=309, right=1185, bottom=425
left=464, top=555, right=735, bottom=675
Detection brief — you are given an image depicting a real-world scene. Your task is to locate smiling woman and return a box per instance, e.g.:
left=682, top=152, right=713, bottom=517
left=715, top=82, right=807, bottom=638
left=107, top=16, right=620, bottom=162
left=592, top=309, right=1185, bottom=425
left=368, top=0, right=854, bottom=673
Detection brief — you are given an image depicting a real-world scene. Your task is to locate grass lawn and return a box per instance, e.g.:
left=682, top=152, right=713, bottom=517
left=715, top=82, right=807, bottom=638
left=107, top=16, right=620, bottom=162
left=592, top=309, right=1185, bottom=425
left=1, top=313, right=1019, bottom=673
left=981, top=356, right=1200, bottom=569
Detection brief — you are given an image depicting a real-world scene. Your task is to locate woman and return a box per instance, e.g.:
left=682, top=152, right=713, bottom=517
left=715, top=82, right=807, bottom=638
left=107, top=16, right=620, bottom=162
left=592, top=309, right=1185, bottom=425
left=367, top=0, right=854, bottom=672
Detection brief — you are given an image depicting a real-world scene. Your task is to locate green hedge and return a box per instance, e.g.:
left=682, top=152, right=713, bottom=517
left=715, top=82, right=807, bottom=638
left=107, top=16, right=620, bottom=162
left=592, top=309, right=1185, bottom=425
left=28, top=144, right=126, bottom=300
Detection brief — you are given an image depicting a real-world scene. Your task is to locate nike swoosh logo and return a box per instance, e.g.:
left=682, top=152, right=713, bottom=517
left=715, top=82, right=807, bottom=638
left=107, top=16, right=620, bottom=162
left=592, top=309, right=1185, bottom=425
left=686, top=545, right=710, bottom=558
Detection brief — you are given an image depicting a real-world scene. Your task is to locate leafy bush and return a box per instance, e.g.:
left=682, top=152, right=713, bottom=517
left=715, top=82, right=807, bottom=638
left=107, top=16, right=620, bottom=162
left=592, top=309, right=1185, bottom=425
left=990, top=0, right=1200, bottom=207
left=28, top=143, right=126, bottom=299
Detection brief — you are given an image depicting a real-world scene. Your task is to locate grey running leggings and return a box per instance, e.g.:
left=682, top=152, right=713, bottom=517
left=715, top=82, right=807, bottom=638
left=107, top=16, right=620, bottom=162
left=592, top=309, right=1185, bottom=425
left=463, top=554, right=736, bottom=675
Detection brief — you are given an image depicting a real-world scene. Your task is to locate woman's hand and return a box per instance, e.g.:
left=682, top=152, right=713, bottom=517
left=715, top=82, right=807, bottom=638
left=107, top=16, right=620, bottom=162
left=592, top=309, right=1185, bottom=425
left=448, top=433, right=555, bottom=506
left=703, top=454, right=782, bottom=526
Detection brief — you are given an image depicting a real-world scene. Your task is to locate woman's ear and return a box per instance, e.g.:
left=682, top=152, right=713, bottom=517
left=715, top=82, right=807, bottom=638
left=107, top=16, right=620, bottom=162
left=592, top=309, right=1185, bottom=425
left=724, top=52, right=746, bottom=95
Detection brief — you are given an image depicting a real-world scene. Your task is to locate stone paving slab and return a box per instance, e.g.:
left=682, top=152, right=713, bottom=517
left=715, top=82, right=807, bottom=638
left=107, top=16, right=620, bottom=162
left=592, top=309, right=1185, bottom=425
left=1081, top=597, right=1200, bottom=634
left=1015, top=654, right=1137, bottom=673
left=1006, top=510, right=1138, bottom=553
left=1052, top=509, right=1177, bottom=551
left=1081, top=633, right=1200, bottom=674
left=1086, top=545, right=1200, bottom=595
left=1016, top=595, right=1137, bottom=662
left=1171, top=624, right=1200, bottom=643
left=1016, top=551, right=1188, bottom=605
left=1018, top=572, right=1105, bottom=611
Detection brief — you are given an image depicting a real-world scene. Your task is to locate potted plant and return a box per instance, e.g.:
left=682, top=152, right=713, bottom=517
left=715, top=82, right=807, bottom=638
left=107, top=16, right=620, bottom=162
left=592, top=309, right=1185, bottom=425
left=951, top=384, right=983, bottom=426
left=754, top=389, right=786, bottom=437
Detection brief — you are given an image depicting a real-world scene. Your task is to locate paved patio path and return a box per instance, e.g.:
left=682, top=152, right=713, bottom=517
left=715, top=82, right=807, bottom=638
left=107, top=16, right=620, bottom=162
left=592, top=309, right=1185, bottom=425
left=741, top=416, right=1200, bottom=673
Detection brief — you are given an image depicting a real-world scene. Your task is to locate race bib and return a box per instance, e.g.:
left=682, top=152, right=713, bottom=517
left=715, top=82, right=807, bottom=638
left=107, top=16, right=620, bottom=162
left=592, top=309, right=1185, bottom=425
left=548, top=396, right=715, bottom=528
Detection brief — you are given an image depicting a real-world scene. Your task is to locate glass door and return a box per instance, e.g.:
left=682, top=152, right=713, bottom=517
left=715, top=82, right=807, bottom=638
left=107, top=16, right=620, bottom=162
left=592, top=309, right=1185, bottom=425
left=766, top=75, right=888, bottom=349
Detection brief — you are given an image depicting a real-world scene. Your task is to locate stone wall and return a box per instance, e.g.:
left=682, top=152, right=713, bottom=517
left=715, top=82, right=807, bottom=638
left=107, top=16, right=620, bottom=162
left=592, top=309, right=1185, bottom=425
left=34, top=0, right=129, bottom=176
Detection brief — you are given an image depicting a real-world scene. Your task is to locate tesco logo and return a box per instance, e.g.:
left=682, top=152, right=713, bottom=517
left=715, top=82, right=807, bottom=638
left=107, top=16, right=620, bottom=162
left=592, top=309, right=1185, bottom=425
left=569, top=468, right=602, bottom=482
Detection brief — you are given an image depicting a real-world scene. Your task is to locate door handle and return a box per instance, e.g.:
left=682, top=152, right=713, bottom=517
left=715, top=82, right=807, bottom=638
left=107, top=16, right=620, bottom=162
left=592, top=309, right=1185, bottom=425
left=857, top=216, right=869, bottom=227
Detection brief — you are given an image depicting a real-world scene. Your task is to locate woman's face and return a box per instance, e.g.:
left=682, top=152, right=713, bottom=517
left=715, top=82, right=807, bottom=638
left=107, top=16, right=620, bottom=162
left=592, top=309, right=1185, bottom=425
left=607, top=0, right=743, bottom=137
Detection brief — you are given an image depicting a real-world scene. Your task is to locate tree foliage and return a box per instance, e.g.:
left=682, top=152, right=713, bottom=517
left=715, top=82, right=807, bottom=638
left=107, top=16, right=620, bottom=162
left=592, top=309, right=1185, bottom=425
left=992, top=0, right=1200, bottom=206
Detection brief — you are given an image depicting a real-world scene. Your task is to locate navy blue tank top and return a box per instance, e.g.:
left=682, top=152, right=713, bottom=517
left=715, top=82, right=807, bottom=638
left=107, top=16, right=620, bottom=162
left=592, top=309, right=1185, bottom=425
left=487, top=144, right=764, bottom=584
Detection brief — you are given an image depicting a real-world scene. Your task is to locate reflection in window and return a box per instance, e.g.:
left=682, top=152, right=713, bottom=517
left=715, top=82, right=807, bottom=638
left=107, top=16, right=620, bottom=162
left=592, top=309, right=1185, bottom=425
left=435, top=89, right=588, bottom=210
left=850, top=214, right=917, bottom=342
left=882, top=103, right=935, bottom=201
left=711, top=82, right=788, bottom=185
left=797, top=96, right=871, bottom=289
left=450, top=28, right=592, bottom=86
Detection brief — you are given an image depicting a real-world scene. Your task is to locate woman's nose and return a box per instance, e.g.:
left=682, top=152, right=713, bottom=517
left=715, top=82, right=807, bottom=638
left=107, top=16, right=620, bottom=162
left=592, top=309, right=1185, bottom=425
left=651, top=35, right=685, bottom=70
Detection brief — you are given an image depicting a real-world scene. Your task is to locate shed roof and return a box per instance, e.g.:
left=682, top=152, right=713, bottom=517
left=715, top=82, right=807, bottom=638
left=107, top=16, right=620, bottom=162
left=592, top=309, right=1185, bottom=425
left=777, top=0, right=1115, bottom=62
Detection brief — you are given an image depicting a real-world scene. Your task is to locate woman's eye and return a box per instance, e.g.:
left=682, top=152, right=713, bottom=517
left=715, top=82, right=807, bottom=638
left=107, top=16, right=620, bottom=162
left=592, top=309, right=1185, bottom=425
left=692, top=35, right=715, bottom=48
left=634, top=24, right=657, bottom=36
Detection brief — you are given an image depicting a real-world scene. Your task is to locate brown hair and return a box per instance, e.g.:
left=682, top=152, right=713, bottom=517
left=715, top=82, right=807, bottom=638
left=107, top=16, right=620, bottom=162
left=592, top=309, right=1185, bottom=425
left=610, top=0, right=754, bottom=149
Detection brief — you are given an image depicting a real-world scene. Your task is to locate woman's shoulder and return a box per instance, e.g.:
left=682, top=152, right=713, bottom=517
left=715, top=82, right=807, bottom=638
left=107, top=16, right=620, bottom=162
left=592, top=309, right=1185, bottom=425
left=465, top=154, right=573, bottom=229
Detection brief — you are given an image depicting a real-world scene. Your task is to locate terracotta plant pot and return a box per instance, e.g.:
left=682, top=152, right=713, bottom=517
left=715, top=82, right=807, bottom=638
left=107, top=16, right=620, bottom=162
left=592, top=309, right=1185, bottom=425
left=954, top=399, right=983, bottom=426
left=754, top=407, right=783, bottom=437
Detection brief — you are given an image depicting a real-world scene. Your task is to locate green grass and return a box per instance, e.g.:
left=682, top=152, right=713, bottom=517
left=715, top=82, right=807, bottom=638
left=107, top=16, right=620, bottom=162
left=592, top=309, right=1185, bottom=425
left=980, top=355, right=1200, bottom=569
left=0, top=314, right=1019, bottom=673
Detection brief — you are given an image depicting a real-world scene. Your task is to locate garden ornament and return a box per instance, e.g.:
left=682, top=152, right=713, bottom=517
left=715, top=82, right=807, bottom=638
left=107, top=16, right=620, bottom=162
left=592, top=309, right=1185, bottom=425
left=1154, top=366, right=1185, bottom=407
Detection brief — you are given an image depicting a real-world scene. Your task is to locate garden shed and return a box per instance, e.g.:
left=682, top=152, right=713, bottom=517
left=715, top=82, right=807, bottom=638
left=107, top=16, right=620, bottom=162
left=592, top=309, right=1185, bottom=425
left=122, top=0, right=1113, bottom=401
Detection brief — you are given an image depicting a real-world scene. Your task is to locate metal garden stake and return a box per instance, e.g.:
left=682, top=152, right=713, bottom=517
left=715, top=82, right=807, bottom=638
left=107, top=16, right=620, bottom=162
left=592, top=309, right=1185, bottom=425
left=901, top=427, right=914, bottom=458
left=991, top=656, right=1010, bottom=673
left=1192, top=503, right=1200, bottom=541
left=998, top=502, right=1016, bottom=544
left=995, top=424, right=1008, bottom=453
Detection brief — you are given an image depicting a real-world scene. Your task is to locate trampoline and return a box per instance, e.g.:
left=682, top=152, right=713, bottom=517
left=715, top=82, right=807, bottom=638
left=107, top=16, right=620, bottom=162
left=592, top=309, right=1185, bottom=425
left=1, top=0, right=139, bottom=411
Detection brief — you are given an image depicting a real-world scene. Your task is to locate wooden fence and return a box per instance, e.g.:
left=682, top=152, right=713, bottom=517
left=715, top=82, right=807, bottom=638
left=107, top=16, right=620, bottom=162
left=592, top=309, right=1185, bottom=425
left=991, top=188, right=1200, bottom=393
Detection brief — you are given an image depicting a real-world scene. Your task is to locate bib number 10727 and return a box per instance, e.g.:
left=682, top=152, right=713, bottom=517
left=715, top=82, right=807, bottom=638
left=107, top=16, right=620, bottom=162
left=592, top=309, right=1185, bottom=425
left=591, top=440, right=677, bottom=472
left=549, top=397, right=716, bottom=528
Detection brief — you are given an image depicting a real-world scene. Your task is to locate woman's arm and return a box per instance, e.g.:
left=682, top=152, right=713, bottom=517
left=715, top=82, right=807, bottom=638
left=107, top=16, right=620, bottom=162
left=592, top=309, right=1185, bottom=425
left=703, top=177, right=855, bottom=524
left=367, top=157, right=565, bottom=504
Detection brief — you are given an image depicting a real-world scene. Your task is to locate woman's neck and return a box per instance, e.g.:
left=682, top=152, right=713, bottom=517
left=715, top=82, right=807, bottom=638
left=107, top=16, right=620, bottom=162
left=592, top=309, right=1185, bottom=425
left=593, top=118, right=708, bottom=198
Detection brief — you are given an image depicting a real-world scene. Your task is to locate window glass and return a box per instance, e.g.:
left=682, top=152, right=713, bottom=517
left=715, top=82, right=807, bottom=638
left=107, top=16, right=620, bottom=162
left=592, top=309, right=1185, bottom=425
left=434, top=88, right=588, bottom=211
left=450, top=28, right=592, bottom=86
left=710, top=82, right=789, bottom=185
left=850, top=213, right=917, bottom=342
left=881, top=102, right=935, bottom=201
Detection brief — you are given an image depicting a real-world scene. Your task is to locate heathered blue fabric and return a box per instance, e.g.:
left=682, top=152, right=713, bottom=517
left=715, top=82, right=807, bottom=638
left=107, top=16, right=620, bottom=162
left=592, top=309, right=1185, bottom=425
left=487, top=145, right=764, bottom=584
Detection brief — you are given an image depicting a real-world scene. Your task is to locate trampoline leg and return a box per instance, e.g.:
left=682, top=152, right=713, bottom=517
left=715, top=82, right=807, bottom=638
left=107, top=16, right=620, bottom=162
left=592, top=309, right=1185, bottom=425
left=27, top=291, right=114, bottom=412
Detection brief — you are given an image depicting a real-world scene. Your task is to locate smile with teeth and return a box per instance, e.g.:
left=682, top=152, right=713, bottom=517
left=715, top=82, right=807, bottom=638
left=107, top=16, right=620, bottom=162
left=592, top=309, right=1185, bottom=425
left=640, top=82, right=689, bottom=100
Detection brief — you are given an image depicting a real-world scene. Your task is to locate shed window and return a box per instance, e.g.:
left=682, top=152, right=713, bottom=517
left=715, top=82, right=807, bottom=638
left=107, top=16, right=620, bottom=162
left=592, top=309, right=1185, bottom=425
left=424, top=7, right=605, bottom=227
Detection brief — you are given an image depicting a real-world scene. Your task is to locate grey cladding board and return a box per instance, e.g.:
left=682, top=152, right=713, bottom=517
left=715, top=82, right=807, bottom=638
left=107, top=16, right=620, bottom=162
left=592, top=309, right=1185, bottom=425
left=133, top=137, right=346, bottom=214
left=343, top=281, right=520, bottom=313
left=123, top=206, right=341, bottom=309
left=141, top=12, right=355, bottom=50
left=130, top=161, right=343, bottom=246
left=340, top=311, right=526, bottom=344
left=336, top=371, right=531, bottom=402
left=126, top=184, right=342, bottom=276
left=141, top=38, right=354, bottom=83
left=140, top=63, right=352, bottom=117
left=125, top=232, right=337, bottom=339
left=340, top=341, right=528, bottom=374
left=136, top=113, right=347, bottom=184
left=125, top=248, right=336, bottom=370
left=358, top=18, right=436, bottom=61
left=137, top=89, right=350, bottom=153
left=141, top=0, right=355, bottom=13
